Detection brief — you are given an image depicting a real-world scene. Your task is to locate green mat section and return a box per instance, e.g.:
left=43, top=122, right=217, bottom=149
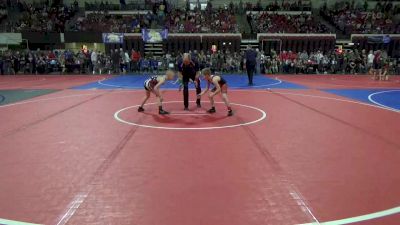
left=0, top=89, right=58, bottom=106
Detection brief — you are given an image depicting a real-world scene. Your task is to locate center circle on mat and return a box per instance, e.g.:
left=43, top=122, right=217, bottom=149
left=114, top=101, right=267, bottom=130
left=368, top=90, right=400, bottom=111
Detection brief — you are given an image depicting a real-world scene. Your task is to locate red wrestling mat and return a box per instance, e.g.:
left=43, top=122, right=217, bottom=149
left=0, top=89, right=399, bottom=225
left=0, top=75, right=110, bottom=90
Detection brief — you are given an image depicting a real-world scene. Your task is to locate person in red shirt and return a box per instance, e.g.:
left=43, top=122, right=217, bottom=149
left=280, top=50, right=290, bottom=73
left=279, top=50, right=288, bottom=61
left=373, top=51, right=382, bottom=80
left=288, top=51, right=297, bottom=73
left=131, top=50, right=141, bottom=72
left=48, top=51, right=56, bottom=60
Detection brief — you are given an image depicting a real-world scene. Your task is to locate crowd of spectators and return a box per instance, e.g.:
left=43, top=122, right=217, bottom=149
left=244, top=0, right=311, bottom=12
left=0, top=48, right=173, bottom=75
left=0, top=0, right=7, bottom=26
left=165, top=7, right=238, bottom=33
left=74, top=0, right=169, bottom=32
left=1, top=48, right=399, bottom=76
left=321, top=1, right=400, bottom=35
left=65, top=12, right=151, bottom=32
left=6, top=0, right=78, bottom=32
left=5, top=0, right=238, bottom=33
left=84, top=0, right=166, bottom=11
left=265, top=48, right=399, bottom=75
left=2, top=0, right=399, bottom=36
left=248, top=12, right=330, bottom=34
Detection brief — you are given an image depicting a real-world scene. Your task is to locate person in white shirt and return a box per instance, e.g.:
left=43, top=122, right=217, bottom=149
left=124, top=52, right=130, bottom=73
left=91, top=51, right=98, bottom=74
left=255, top=48, right=261, bottom=75
left=367, top=50, right=374, bottom=75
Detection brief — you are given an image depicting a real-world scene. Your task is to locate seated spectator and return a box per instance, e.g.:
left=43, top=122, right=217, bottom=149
left=321, top=1, right=400, bottom=35
left=165, top=7, right=238, bottom=33
left=248, top=12, right=330, bottom=34
left=12, top=1, right=77, bottom=32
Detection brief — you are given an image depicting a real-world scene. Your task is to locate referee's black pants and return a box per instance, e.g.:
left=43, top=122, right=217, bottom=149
left=246, top=62, right=255, bottom=85
left=183, top=77, right=201, bottom=108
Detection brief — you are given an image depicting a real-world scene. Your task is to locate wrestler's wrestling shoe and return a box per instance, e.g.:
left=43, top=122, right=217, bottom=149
left=159, top=109, right=170, bottom=115
left=207, top=107, right=216, bottom=114
left=138, top=107, right=145, bottom=112
left=227, top=109, right=233, bottom=117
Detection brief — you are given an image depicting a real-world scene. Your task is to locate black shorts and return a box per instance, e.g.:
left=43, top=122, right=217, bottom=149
left=143, top=80, right=152, bottom=91
left=373, top=63, right=382, bottom=70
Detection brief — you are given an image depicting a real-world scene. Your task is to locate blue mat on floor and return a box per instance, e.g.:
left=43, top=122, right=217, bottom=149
left=73, top=74, right=306, bottom=90
left=324, top=89, right=400, bottom=111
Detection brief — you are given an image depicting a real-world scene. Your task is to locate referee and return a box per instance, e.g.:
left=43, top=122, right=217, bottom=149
left=178, top=53, right=201, bottom=110
left=245, top=45, right=257, bottom=85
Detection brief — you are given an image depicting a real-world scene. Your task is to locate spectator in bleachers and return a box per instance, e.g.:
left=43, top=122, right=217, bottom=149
left=0, top=47, right=398, bottom=76
left=165, top=7, right=238, bottom=33
left=245, top=0, right=311, bottom=12
left=321, top=1, right=400, bottom=35
left=248, top=12, right=330, bottom=34
left=10, top=1, right=77, bottom=32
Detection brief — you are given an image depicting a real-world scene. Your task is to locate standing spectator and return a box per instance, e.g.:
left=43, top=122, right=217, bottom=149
left=245, top=46, right=257, bottom=85
left=255, top=48, right=261, bottom=75
left=124, top=51, right=130, bottom=73
left=112, top=49, right=120, bottom=74
left=27, top=51, right=35, bottom=74
left=165, top=52, right=173, bottom=69
left=91, top=50, right=98, bottom=74
left=373, top=50, right=383, bottom=79
left=12, top=52, right=20, bottom=75
left=131, top=49, right=140, bottom=72
left=280, top=50, right=289, bottom=73
left=330, top=53, right=338, bottom=74
left=0, top=52, right=3, bottom=75
left=210, top=51, right=218, bottom=72
left=288, top=51, right=297, bottom=73
left=119, top=48, right=125, bottom=73
left=337, top=51, right=344, bottom=73
left=315, top=50, right=323, bottom=73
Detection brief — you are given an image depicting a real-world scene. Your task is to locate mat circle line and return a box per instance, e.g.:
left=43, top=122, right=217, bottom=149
left=114, top=101, right=267, bottom=130
left=368, top=90, right=400, bottom=112
left=0, top=94, right=5, bottom=104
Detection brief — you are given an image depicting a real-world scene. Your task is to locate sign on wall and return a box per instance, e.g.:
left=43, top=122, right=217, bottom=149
left=0, top=33, right=22, bottom=45
left=102, top=33, right=124, bottom=44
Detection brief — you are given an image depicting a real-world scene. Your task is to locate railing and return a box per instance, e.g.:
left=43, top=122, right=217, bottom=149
left=246, top=10, right=312, bottom=15
left=84, top=10, right=151, bottom=16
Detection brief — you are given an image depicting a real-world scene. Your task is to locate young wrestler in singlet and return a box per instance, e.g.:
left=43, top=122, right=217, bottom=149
left=138, top=70, right=175, bottom=115
left=198, top=68, right=233, bottom=116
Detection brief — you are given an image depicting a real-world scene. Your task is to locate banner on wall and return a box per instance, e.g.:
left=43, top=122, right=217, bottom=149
left=141, top=28, right=168, bottom=43
left=102, top=33, right=124, bottom=44
left=367, top=35, right=391, bottom=44
left=0, top=33, right=22, bottom=45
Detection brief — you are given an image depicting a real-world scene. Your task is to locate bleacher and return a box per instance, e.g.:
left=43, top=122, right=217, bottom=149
left=0, top=0, right=398, bottom=73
